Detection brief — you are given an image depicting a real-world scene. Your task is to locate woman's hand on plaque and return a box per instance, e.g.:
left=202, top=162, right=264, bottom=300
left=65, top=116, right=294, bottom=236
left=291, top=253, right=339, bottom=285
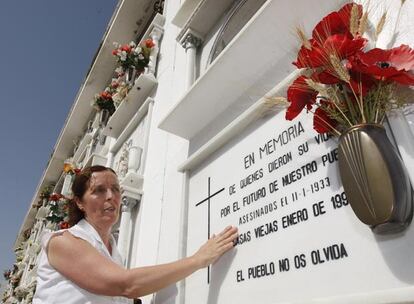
left=193, top=226, right=238, bottom=268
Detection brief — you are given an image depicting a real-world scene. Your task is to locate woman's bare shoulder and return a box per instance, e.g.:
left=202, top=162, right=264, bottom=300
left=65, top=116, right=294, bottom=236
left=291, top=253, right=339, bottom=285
left=47, top=230, right=93, bottom=258
left=46, top=230, right=126, bottom=296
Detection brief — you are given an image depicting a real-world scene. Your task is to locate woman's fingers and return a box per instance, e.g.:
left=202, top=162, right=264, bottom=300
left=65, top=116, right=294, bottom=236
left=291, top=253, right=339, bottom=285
left=225, top=230, right=239, bottom=242
left=194, top=226, right=238, bottom=267
left=216, top=226, right=238, bottom=244
left=218, top=226, right=237, bottom=239
left=220, top=241, right=236, bottom=254
left=217, top=225, right=233, bottom=237
left=219, top=231, right=238, bottom=249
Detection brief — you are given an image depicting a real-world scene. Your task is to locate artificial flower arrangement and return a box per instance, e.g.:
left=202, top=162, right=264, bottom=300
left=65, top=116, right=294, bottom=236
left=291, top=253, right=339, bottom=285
left=112, top=83, right=129, bottom=107
left=109, top=73, right=129, bottom=107
left=284, top=1, right=414, bottom=135
left=3, top=269, right=11, bottom=281
left=45, top=193, right=68, bottom=224
left=92, top=87, right=116, bottom=115
left=47, top=161, right=75, bottom=226
left=32, top=185, right=53, bottom=209
left=45, top=192, right=70, bottom=229
left=92, top=76, right=129, bottom=113
left=91, top=39, right=155, bottom=114
left=112, top=38, right=155, bottom=72
left=281, top=1, right=414, bottom=232
left=111, top=39, right=155, bottom=106
left=53, top=162, right=81, bottom=228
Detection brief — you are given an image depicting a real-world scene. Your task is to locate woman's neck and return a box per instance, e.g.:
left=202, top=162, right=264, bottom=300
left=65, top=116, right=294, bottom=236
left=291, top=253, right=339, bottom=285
left=85, top=219, right=112, bottom=253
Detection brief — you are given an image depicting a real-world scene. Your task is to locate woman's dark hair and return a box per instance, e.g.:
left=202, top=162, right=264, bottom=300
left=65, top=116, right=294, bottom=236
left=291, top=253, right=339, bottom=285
left=68, top=165, right=117, bottom=226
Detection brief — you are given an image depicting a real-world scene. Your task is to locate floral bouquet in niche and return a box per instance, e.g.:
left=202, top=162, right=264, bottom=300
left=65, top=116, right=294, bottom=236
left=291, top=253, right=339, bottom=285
left=46, top=193, right=67, bottom=223
left=112, top=39, right=155, bottom=74
left=46, top=192, right=70, bottom=229
left=93, top=87, right=116, bottom=115
left=3, top=269, right=11, bottom=281
left=110, top=71, right=129, bottom=107
left=285, top=1, right=414, bottom=135
left=283, top=1, right=414, bottom=233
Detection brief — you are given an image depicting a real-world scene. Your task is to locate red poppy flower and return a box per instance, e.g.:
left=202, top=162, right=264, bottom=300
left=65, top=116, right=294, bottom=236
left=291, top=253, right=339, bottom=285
left=313, top=105, right=336, bottom=133
left=312, top=3, right=362, bottom=41
left=337, top=3, right=363, bottom=34
left=294, top=39, right=324, bottom=68
left=328, top=34, right=366, bottom=59
left=312, top=70, right=340, bottom=84
left=312, top=12, right=349, bottom=42
left=347, top=69, right=378, bottom=96
left=112, top=50, right=118, bottom=56
left=144, top=39, right=155, bottom=48
left=286, top=76, right=318, bottom=120
left=59, top=222, right=70, bottom=229
left=294, top=33, right=366, bottom=69
left=294, top=2, right=365, bottom=69
left=349, top=45, right=414, bottom=85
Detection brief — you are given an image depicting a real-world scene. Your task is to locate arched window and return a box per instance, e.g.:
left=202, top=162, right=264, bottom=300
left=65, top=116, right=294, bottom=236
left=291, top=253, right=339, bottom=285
left=208, top=0, right=267, bottom=64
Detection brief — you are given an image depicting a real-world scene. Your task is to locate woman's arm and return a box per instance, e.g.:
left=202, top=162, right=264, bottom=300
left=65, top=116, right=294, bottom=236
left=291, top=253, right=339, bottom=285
left=47, top=226, right=238, bottom=298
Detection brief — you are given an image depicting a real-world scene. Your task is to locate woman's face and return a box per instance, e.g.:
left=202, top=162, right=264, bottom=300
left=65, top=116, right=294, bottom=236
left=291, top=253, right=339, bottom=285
left=76, top=170, right=121, bottom=230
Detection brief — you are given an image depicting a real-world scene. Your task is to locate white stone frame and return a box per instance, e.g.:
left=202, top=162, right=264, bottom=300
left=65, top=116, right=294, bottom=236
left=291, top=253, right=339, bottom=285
left=107, top=97, right=154, bottom=267
left=162, top=0, right=414, bottom=302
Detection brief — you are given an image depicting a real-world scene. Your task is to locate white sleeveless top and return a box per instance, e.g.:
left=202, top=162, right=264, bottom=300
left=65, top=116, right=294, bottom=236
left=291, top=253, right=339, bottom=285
left=33, top=219, right=132, bottom=304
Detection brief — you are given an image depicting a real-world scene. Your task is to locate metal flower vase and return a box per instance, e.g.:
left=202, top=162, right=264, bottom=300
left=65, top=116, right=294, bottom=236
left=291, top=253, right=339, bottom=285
left=125, top=66, right=138, bottom=87
left=338, top=123, right=413, bottom=234
left=125, top=66, right=145, bottom=88
left=99, top=109, right=110, bottom=127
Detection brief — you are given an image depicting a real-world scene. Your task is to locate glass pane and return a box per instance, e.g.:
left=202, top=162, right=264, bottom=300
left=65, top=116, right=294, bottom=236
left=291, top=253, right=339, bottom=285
left=209, top=0, right=267, bottom=63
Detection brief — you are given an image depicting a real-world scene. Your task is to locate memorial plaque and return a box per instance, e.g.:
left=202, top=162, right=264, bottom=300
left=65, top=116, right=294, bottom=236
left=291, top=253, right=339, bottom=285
left=186, top=111, right=414, bottom=303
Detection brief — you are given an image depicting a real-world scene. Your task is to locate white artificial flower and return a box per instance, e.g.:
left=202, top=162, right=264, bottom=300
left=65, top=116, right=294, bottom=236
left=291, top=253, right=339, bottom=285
left=113, top=42, right=120, bottom=47
left=120, top=51, right=127, bottom=61
left=138, top=53, right=144, bottom=60
left=115, top=66, right=124, bottom=74
left=112, top=93, right=123, bottom=104
left=129, top=41, right=136, bottom=47
left=134, top=46, right=142, bottom=54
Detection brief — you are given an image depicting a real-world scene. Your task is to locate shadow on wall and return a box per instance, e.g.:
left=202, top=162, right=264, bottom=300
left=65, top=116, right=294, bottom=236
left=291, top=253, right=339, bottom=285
left=375, top=206, right=414, bottom=284
left=152, top=283, right=178, bottom=304
left=207, top=249, right=237, bottom=304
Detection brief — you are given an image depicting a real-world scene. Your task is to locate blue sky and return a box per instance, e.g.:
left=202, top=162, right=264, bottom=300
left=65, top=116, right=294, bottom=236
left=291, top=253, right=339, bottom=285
left=0, top=0, right=117, bottom=289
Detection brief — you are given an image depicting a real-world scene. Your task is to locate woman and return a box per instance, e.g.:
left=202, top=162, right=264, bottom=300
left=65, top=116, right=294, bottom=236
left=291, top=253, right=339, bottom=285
left=33, top=166, right=238, bottom=303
